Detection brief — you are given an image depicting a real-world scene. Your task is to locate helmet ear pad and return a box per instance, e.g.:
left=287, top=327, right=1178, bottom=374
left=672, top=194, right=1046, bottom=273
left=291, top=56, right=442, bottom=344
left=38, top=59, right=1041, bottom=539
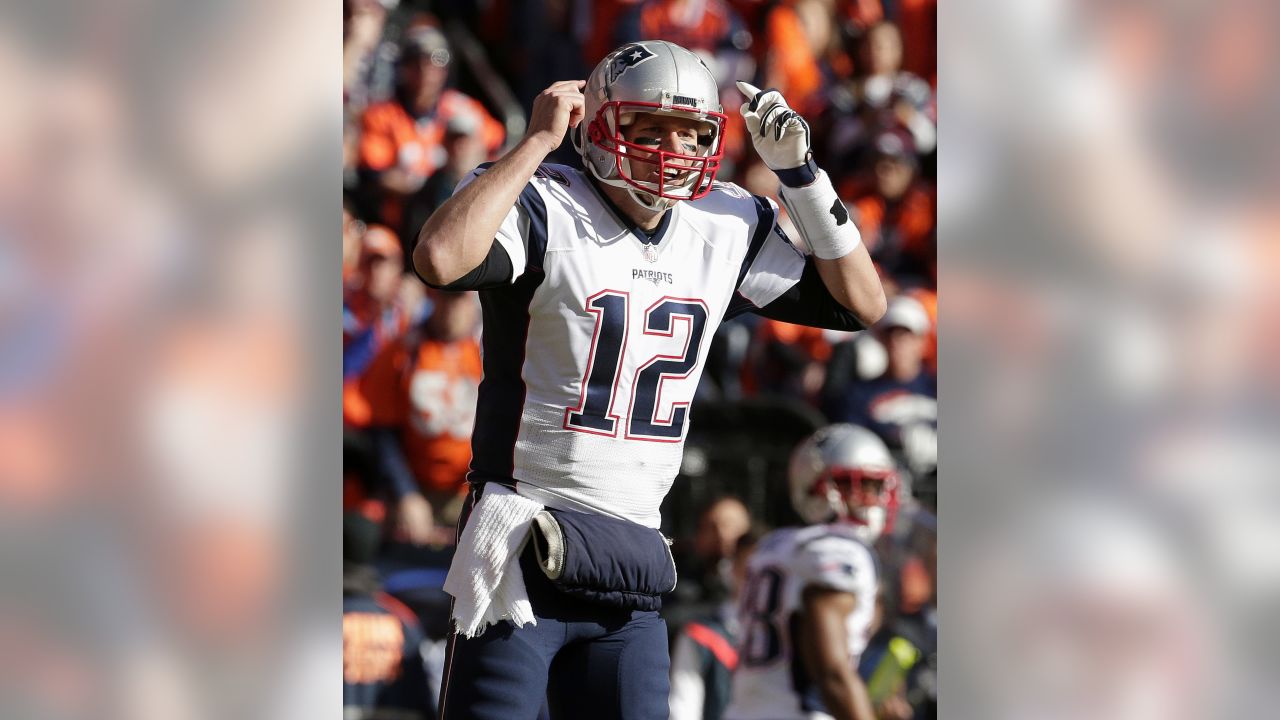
left=587, top=118, right=605, bottom=145
left=579, top=116, right=620, bottom=183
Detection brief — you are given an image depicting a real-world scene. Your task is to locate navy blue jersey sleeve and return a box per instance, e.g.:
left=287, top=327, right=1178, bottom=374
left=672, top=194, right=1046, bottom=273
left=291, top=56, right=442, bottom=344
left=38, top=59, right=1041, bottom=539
left=728, top=257, right=866, bottom=331
left=732, top=195, right=807, bottom=310
left=432, top=239, right=514, bottom=290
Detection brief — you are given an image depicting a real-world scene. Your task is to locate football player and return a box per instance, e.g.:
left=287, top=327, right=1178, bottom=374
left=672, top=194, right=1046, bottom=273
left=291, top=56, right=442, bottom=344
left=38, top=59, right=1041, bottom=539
left=414, top=40, right=886, bottom=720
left=723, top=424, right=899, bottom=720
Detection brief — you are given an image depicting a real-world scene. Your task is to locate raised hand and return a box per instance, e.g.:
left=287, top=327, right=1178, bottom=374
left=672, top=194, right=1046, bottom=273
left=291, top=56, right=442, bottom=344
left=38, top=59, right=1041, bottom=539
left=736, top=81, right=812, bottom=171
left=527, top=80, right=587, bottom=155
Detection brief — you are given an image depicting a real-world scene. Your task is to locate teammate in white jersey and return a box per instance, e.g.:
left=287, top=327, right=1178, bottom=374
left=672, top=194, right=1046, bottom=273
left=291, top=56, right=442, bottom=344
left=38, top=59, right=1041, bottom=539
left=724, top=425, right=900, bottom=720
left=414, top=40, right=886, bottom=720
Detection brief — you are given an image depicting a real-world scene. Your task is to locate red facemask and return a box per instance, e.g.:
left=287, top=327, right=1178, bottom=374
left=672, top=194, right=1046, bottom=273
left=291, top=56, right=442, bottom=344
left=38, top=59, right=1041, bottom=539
left=587, top=100, right=727, bottom=201
left=814, top=467, right=900, bottom=531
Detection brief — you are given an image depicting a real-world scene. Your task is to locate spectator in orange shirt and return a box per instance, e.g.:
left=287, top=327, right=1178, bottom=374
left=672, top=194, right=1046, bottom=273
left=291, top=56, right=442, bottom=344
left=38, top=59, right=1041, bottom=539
left=344, top=225, right=412, bottom=388
left=359, top=289, right=483, bottom=544
left=756, top=0, right=832, bottom=118
left=619, top=0, right=750, bottom=65
left=848, top=131, right=935, bottom=287
left=356, top=25, right=505, bottom=229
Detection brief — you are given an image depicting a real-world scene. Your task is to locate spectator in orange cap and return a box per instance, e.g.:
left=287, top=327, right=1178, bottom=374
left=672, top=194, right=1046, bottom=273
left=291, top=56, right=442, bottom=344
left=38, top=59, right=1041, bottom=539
left=357, top=288, right=483, bottom=544
left=356, top=25, right=504, bottom=228
left=344, top=225, right=412, bottom=393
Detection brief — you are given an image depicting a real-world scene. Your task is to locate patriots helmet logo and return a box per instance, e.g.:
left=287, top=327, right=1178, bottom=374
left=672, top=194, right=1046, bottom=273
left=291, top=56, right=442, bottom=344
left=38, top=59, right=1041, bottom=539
left=607, top=44, right=656, bottom=84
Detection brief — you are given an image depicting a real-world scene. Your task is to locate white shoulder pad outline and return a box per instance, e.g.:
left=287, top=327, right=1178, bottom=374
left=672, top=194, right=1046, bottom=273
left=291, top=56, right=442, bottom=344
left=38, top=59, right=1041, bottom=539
left=795, top=532, right=876, bottom=596
left=738, top=194, right=805, bottom=307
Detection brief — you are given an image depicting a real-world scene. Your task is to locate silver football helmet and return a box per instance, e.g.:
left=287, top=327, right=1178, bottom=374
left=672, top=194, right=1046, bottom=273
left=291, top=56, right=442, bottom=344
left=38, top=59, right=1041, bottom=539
left=789, top=424, right=901, bottom=543
left=572, top=41, right=727, bottom=211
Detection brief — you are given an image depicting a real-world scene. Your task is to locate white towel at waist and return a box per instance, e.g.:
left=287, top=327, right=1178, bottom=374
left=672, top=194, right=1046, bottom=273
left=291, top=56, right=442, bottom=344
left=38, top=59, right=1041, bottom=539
left=442, top=484, right=544, bottom=638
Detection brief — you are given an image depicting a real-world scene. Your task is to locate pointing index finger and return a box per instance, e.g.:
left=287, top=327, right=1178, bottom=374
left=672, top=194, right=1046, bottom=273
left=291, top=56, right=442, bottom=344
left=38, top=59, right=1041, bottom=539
left=736, top=81, right=761, bottom=101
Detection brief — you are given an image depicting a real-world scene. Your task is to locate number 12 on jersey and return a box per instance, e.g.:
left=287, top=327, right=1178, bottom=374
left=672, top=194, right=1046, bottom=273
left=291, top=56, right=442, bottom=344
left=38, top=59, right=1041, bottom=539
left=563, top=290, right=708, bottom=442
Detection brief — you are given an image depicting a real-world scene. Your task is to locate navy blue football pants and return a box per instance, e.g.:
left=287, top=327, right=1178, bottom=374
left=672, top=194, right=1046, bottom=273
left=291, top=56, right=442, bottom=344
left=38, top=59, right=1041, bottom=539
left=439, top=537, right=671, bottom=720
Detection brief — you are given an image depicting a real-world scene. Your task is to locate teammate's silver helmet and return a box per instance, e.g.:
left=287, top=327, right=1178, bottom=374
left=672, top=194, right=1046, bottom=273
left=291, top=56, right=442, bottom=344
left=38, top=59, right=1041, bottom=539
left=572, top=41, right=727, bottom=211
left=789, top=424, right=901, bottom=543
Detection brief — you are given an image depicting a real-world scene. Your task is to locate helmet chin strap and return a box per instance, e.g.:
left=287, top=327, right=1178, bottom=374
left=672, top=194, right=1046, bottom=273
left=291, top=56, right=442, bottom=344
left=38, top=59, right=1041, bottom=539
left=619, top=153, right=679, bottom=211
left=627, top=186, right=677, bottom=212
left=584, top=153, right=681, bottom=212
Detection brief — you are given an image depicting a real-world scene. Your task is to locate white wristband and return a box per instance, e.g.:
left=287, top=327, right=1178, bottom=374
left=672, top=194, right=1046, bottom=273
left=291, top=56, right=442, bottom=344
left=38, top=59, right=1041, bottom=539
left=777, top=169, right=862, bottom=260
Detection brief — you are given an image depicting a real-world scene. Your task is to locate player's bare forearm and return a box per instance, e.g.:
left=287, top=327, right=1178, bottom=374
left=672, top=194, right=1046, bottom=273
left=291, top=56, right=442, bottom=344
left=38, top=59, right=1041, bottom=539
left=815, top=246, right=886, bottom=327
left=414, top=80, right=585, bottom=286
left=413, top=138, right=549, bottom=286
left=801, top=586, right=878, bottom=720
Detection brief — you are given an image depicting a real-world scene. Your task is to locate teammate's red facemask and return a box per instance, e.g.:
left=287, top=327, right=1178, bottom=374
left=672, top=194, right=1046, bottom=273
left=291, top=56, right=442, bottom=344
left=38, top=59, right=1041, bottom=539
left=587, top=100, right=727, bottom=201
left=812, top=467, right=900, bottom=532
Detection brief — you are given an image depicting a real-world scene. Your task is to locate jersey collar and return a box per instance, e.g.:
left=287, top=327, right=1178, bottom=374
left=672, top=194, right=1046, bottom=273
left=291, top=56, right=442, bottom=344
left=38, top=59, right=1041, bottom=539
left=587, top=177, right=677, bottom=249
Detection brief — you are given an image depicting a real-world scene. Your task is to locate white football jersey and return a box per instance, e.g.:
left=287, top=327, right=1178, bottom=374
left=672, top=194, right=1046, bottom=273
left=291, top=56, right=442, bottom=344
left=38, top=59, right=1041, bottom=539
left=456, top=163, right=805, bottom=527
left=723, top=524, right=878, bottom=720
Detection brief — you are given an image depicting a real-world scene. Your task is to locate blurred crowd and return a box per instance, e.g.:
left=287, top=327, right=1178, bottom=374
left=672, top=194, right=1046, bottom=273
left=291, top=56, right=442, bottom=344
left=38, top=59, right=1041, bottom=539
left=342, top=1, right=936, bottom=718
